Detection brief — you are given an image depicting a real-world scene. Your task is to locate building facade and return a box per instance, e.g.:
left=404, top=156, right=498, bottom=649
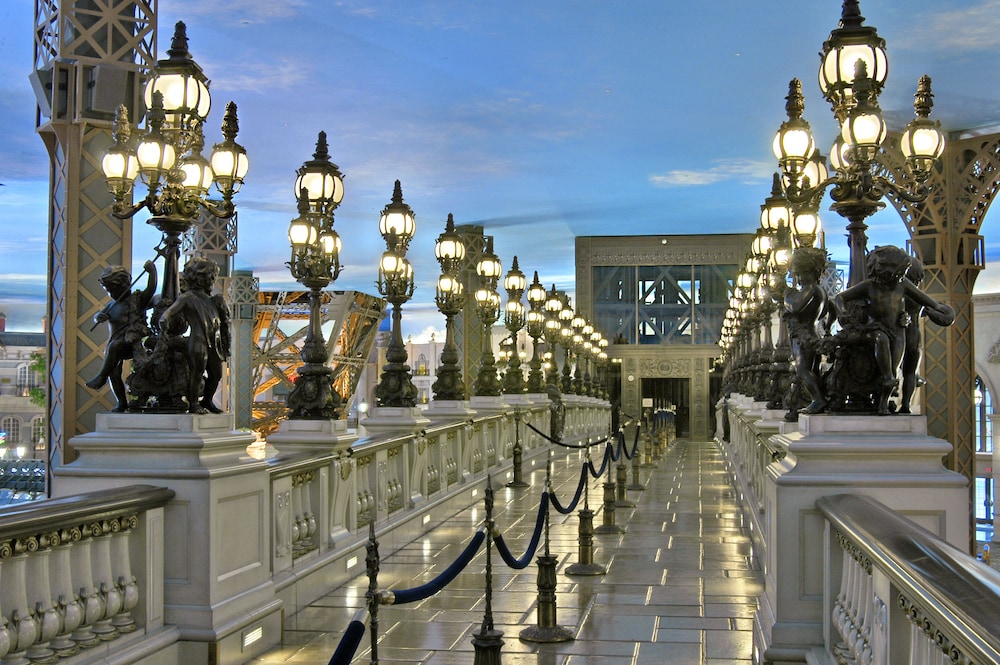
left=576, top=234, right=752, bottom=441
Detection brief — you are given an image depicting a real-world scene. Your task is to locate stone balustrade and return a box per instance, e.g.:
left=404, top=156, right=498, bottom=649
left=716, top=393, right=975, bottom=665
left=0, top=485, right=174, bottom=665
left=13, top=393, right=609, bottom=665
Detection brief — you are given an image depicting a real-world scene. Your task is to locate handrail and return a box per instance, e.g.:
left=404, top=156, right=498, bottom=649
left=0, top=484, right=175, bottom=539
left=817, top=493, right=1000, bottom=665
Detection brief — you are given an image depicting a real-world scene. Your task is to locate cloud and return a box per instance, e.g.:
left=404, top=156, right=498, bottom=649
left=901, top=1, right=1000, bottom=53
left=163, top=0, right=308, bottom=22
left=649, top=159, right=772, bottom=187
left=210, top=57, right=312, bottom=94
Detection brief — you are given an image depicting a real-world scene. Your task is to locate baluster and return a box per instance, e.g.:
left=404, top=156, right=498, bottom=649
left=89, top=522, right=123, bottom=641
left=0, top=561, right=11, bottom=661
left=855, top=568, right=872, bottom=665
left=47, top=530, right=83, bottom=658
left=290, top=481, right=303, bottom=552
left=844, top=554, right=863, bottom=662
left=833, top=546, right=852, bottom=651
left=24, top=537, right=60, bottom=663
left=110, top=516, right=139, bottom=633
left=69, top=536, right=102, bottom=649
left=302, top=475, right=317, bottom=545
left=0, top=543, right=41, bottom=665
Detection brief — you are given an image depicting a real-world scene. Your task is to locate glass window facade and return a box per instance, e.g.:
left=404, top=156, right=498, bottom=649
left=592, top=263, right=737, bottom=345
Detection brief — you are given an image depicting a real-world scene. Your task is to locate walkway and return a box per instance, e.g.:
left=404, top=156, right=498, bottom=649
left=252, top=439, right=762, bottom=665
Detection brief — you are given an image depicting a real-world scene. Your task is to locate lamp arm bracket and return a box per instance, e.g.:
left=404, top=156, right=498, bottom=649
left=785, top=176, right=839, bottom=209
left=874, top=176, right=930, bottom=205
left=111, top=199, right=149, bottom=220
left=199, top=198, right=236, bottom=220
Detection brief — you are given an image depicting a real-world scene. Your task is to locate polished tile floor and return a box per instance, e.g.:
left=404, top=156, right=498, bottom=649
left=252, top=439, right=762, bottom=664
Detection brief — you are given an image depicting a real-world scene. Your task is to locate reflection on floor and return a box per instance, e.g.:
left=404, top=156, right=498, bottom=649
left=252, top=439, right=762, bottom=665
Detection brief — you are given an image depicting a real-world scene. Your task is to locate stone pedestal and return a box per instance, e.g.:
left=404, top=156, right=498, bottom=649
left=52, top=413, right=282, bottom=665
left=361, top=406, right=431, bottom=438
left=502, top=393, right=534, bottom=408
left=423, top=399, right=476, bottom=422
left=469, top=395, right=507, bottom=414
left=266, top=418, right=357, bottom=455
left=754, top=413, right=968, bottom=665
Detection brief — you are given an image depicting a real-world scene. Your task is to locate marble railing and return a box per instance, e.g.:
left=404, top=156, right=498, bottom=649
left=10, top=396, right=609, bottom=665
left=716, top=393, right=974, bottom=665
left=0, top=485, right=174, bottom=665
left=818, top=493, right=1000, bottom=665
left=267, top=399, right=610, bottom=616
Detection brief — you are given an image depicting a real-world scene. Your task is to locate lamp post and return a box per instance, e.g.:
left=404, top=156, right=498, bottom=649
left=772, top=2, right=945, bottom=287
left=525, top=273, right=548, bottom=393
left=100, top=21, right=248, bottom=412
left=502, top=257, right=527, bottom=395
left=285, top=132, right=344, bottom=418
left=431, top=214, right=467, bottom=401
left=473, top=238, right=503, bottom=396
left=543, top=286, right=564, bottom=390
left=374, top=181, right=418, bottom=407
left=558, top=298, right=575, bottom=395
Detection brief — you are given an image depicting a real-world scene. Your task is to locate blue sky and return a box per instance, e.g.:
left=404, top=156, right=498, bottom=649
left=2, top=1, right=1000, bottom=336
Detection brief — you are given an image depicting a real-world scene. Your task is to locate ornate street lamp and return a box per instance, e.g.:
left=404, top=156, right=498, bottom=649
left=597, top=336, right=610, bottom=399
left=99, top=21, right=248, bottom=412
left=525, top=272, right=548, bottom=393
left=543, top=285, right=564, bottom=389
left=502, top=257, right=527, bottom=394
left=431, top=214, right=467, bottom=401
left=559, top=299, right=576, bottom=395
left=770, top=1, right=948, bottom=415
left=473, top=238, right=503, bottom=396
left=773, top=2, right=945, bottom=287
left=374, top=181, right=418, bottom=407
left=285, top=132, right=344, bottom=418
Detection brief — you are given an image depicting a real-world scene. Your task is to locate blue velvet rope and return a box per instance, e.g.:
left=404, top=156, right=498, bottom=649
left=388, top=529, right=487, bottom=605
left=550, top=464, right=588, bottom=514
left=327, top=609, right=368, bottom=665
left=608, top=434, right=622, bottom=462
left=494, top=492, right=549, bottom=569
left=587, top=444, right=611, bottom=478
left=525, top=422, right=610, bottom=449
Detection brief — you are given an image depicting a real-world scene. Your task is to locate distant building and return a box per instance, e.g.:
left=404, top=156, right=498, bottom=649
left=0, top=319, right=47, bottom=460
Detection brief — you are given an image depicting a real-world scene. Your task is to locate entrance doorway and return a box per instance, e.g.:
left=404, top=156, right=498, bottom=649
left=641, top=378, right=690, bottom=438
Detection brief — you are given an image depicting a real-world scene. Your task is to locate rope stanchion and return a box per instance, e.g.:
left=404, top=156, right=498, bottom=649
left=525, top=421, right=611, bottom=449
left=507, top=408, right=529, bottom=489
left=566, top=446, right=606, bottom=577
left=472, top=478, right=504, bottom=665
left=614, top=431, right=636, bottom=508
left=594, top=479, right=624, bottom=535
left=494, top=492, right=548, bottom=569
left=587, top=443, right=612, bottom=478
left=380, top=528, right=486, bottom=605
left=364, top=521, right=381, bottom=665
left=628, top=442, right=646, bottom=492
left=519, top=458, right=574, bottom=643
left=549, top=463, right=587, bottom=515
left=326, top=608, right=369, bottom=665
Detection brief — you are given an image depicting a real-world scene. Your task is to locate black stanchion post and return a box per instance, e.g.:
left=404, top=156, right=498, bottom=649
left=520, top=457, right=574, bottom=642
left=507, top=408, right=529, bottom=489
left=365, top=521, right=381, bottom=665
left=473, top=477, right=504, bottom=664
left=594, top=479, right=623, bottom=534
left=615, top=461, right=635, bottom=507
left=566, top=445, right=606, bottom=576
left=628, top=442, right=645, bottom=492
